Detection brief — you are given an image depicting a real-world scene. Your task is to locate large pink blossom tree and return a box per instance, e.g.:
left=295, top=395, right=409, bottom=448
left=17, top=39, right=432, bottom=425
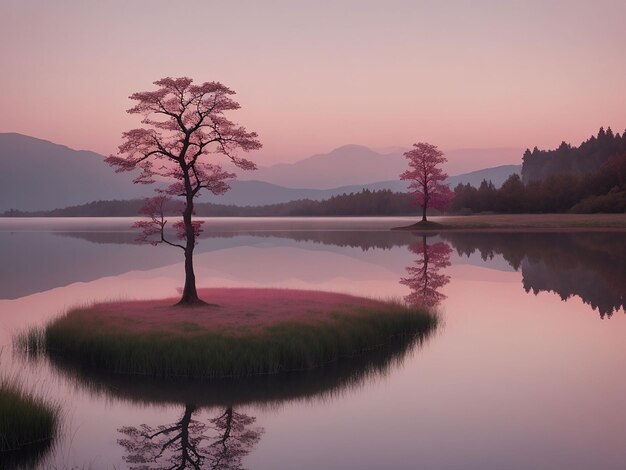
left=106, top=77, right=261, bottom=306
left=400, top=142, right=453, bottom=222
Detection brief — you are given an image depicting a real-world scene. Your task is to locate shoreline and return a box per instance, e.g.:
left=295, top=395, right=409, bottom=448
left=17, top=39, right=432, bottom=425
left=0, top=213, right=625, bottom=232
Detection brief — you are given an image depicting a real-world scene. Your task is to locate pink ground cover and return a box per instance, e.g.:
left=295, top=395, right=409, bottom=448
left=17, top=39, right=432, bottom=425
left=80, top=288, right=394, bottom=334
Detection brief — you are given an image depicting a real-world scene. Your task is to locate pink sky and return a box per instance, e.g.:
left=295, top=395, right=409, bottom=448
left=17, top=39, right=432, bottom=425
left=1, top=0, right=625, bottom=168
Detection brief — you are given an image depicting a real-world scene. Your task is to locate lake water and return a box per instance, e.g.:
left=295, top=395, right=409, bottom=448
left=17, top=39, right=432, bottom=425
left=1, top=217, right=625, bottom=469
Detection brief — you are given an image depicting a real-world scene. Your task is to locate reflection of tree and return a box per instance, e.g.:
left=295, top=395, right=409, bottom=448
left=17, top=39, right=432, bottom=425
left=118, top=404, right=262, bottom=470
left=47, top=325, right=435, bottom=469
left=6, top=229, right=417, bottom=300
left=442, top=232, right=626, bottom=318
left=401, top=236, right=451, bottom=308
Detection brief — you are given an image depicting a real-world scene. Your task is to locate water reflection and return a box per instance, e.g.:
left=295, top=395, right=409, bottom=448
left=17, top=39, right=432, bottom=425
left=442, top=232, right=626, bottom=318
left=400, top=236, right=451, bottom=308
left=36, top=327, right=432, bottom=468
left=118, top=405, right=262, bottom=470
left=3, top=219, right=626, bottom=468
left=43, top=327, right=431, bottom=407
left=58, top=229, right=417, bottom=251
left=1, top=439, right=55, bottom=470
left=2, top=220, right=624, bottom=319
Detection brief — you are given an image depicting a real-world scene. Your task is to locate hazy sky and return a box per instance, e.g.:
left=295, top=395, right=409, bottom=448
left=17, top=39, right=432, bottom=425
left=1, top=0, right=625, bottom=169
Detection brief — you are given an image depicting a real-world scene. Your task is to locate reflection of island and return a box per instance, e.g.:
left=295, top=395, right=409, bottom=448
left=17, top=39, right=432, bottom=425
left=443, top=232, right=626, bottom=318
left=401, top=236, right=451, bottom=308
left=7, top=227, right=624, bottom=319
left=1, top=440, right=55, bottom=470
left=47, top=325, right=432, bottom=408
left=46, top=327, right=434, bottom=468
left=118, top=404, right=262, bottom=470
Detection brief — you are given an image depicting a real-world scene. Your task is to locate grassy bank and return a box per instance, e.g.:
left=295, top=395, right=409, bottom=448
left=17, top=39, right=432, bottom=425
left=0, top=380, right=58, bottom=466
left=48, top=327, right=432, bottom=409
left=395, top=213, right=626, bottom=231
left=25, top=288, right=437, bottom=379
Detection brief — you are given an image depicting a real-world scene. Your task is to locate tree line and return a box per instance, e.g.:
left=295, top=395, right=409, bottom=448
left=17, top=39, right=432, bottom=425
left=453, top=132, right=626, bottom=213
left=3, top=189, right=424, bottom=217
left=522, top=127, right=626, bottom=182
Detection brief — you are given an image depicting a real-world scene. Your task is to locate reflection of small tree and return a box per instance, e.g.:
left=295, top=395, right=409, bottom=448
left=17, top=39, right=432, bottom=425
left=401, top=236, right=452, bottom=308
left=118, top=404, right=262, bottom=470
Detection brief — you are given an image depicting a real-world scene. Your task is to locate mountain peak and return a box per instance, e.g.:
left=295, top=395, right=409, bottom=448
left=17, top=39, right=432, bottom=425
left=329, top=144, right=376, bottom=153
left=0, top=133, right=148, bottom=211
left=0, top=132, right=90, bottom=156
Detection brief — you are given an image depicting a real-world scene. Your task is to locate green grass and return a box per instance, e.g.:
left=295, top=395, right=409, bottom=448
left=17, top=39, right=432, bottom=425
left=13, top=327, right=46, bottom=359
left=0, top=379, right=58, bottom=466
left=27, top=301, right=437, bottom=380
left=48, top=325, right=433, bottom=409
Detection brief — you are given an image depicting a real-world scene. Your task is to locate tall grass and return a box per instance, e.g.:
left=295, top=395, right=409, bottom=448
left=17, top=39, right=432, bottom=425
left=13, top=326, right=46, bottom=360
left=48, top=322, right=434, bottom=410
left=27, top=301, right=437, bottom=380
left=0, top=378, right=59, bottom=467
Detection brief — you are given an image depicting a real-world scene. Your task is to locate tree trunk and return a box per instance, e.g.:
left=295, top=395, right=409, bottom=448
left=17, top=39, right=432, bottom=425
left=177, top=193, right=205, bottom=306
left=422, top=187, right=429, bottom=222
left=179, top=246, right=201, bottom=305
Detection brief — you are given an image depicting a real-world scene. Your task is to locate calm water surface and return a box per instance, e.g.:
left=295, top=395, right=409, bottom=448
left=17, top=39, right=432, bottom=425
left=1, top=217, right=625, bottom=469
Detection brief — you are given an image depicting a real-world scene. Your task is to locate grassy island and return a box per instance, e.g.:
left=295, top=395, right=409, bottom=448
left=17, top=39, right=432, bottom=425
left=34, top=288, right=436, bottom=379
left=0, top=381, right=58, bottom=467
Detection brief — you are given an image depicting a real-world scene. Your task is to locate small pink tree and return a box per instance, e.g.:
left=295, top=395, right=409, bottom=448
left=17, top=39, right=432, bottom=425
left=400, top=142, right=453, bottom=222
left=106, top=77, right=261, bottom=305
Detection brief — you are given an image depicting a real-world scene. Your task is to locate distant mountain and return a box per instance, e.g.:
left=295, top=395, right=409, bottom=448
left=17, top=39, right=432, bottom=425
left=206, top=180, right=361, bottom=206
left=244, top=144, right=402, bottom=189
left=0, top=133, right=150, bottom=212
left=444, top=148, right=523, bottom=175
left=0, top=133, right=522, bottom=211
left=446, top=164, right=521, bottom=188
left=244, top=145, right=523, bottom=189
left=208, top=180, right=407, bottom=206
left=209, top=165, right=520, bottom=206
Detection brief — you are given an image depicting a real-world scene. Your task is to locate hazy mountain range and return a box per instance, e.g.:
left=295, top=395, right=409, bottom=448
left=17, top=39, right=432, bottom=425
left=0, top=133, right=521, bottom=212
left=222, top=165, right=521, bottom=206
left=243, top=144, right=523, bottom=189
left=0, top=133, right=147, bottom=212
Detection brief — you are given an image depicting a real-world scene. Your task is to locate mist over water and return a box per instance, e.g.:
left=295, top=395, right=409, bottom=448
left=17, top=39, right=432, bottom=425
left=1, top=218, right=625, bottom=469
